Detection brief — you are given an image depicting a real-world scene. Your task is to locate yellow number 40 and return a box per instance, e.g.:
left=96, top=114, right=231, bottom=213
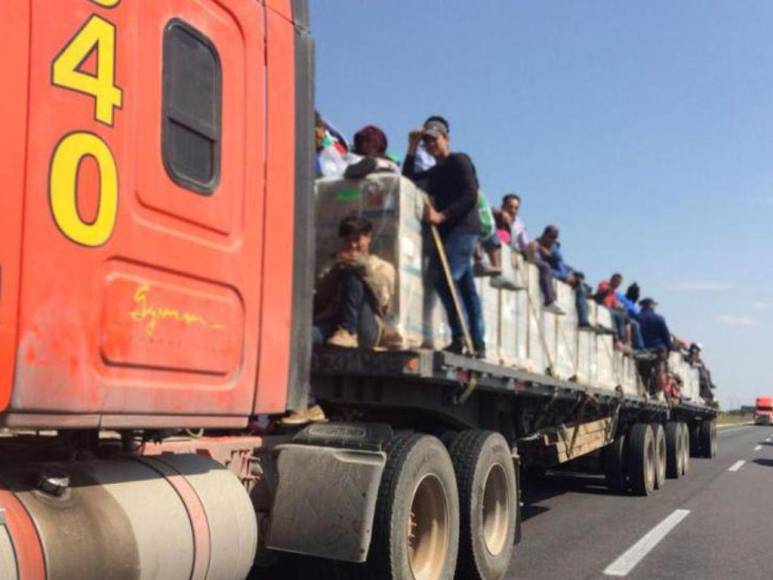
left=52, top=14, right=123, bottom=126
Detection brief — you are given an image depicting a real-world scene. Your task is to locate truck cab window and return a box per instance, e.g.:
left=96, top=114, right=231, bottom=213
left=162, top=19, right=222, bottom=195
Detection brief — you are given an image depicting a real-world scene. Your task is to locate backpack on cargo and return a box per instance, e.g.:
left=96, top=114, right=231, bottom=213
left=454, top=152, right=495, bottom=240
left=477, top=192, right=495, bottom=240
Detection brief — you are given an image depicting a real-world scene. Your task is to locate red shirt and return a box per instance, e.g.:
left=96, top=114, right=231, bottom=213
left=596, top=281, right=619, bottom=309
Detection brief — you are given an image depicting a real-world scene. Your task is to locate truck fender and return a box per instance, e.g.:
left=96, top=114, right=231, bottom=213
left=266, top=423, right=391, bottom=563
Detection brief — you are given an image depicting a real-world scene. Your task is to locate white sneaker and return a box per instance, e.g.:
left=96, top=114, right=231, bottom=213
left=543, top=303, right=565, bottom=316
left=327, top=327, right=358, bottom=348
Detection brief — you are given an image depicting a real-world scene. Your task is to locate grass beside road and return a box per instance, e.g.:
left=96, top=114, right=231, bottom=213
left=717, top=412, right=753, bottom=426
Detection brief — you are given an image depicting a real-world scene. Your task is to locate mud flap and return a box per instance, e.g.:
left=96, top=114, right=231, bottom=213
left=267, top=443, right=386, bottom=563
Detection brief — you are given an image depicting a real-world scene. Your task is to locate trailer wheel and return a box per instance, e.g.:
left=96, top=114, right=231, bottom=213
left=367, top=433, right=459, bottom=580
left=449, top=431, right=517, bottom=580
left=689, top=423, right=701, bottom=458
left=680, top=422, right=690, bottom=476
left=628, top=424, right=656, bottom=496
left=700, top=419, right=717, bottom=458
left=664, top=421, right=683, bottom=479
left=653, top=424, right=666, bottom=490
left=602, top=432, right=627, bottom=494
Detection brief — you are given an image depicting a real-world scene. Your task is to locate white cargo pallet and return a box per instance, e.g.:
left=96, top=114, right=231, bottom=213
left=316, top=174, right=703, bottom=401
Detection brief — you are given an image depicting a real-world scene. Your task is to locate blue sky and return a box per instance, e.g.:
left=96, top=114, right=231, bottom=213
left=311, top=1, right=773, bottom=409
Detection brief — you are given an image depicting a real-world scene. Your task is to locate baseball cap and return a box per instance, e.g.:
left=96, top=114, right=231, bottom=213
left=422, top=118, right=449, bottom=139
left=639, top=297, right=658, bottom=307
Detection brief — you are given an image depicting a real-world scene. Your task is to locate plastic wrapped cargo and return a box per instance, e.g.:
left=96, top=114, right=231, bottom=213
left=595, top=306, right=617, bottom=389
left=523, top=262, right=546, bottom=374
left=315, top=174, right=425, bottom=348
left=314, top=174, right=697, bottom=404
left=669, top=352, right=701, bottom=402
left=511, top=253, right=530, bottom=366
left=476, top=277, right=500, bottom=364
left=576, top=300, right=597, bottom=384
left=616, top=351, right=639, bottom=397
left=555, top=281, right=578, bottom=380
left=426, top=294, right=452, bottom=350
left=499, top=285, right=519, bottom=366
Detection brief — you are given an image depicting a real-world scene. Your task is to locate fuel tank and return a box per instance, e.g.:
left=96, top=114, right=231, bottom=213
left=0, top=453, right=257, bottom=579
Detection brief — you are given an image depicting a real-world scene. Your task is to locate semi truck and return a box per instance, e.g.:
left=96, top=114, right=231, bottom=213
left=0, top=1, right=718, bottom=579
left=754, top=397, right=773, bottom=425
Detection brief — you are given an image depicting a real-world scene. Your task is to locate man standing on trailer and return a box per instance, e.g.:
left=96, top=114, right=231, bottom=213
left=403, top=116, right=486, bottom=357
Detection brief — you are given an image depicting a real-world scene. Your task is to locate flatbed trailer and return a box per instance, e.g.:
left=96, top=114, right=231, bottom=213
left=0, top=1, right=720, bottom=578
left=269, top=346, right=719, bottom=578
left=311, top=346, right=717, bottom=466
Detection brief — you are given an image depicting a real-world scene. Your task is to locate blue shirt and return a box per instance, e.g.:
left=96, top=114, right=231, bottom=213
left=638, top=308, right=672, bottom=350
left=617, top=293, right=639, bottom=319
left=548, top=242, right=573, bottom=281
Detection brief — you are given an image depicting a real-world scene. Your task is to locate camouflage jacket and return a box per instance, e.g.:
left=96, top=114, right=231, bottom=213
left=314, top=253, right=396, bottom=323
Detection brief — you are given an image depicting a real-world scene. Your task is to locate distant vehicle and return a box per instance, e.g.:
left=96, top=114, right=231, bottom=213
left=754, top=397, right=773, bottom=425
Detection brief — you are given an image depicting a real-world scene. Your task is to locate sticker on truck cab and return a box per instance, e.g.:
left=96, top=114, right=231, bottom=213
left=48, top=2, right=122, bottom=247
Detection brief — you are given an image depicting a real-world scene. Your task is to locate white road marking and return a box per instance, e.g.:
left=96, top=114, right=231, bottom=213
left=717, top=423, right=753, bottom=433
left=603, top=509, right=690, bottom=577
left=754, top=445, right=762, bottom=451
left=728, top=460, right=745, bottom=472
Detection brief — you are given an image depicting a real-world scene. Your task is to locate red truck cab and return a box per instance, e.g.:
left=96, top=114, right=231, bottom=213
left=754, top=397, right=773, bottom=425
left=0, top=0, right=314, bottom=430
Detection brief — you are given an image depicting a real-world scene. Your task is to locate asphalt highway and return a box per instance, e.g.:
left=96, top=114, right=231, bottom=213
left=507, top=424, right=773, bottom=579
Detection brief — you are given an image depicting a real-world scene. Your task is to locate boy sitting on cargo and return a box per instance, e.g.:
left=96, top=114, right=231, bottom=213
left=313, top=216, right=395, bottom=348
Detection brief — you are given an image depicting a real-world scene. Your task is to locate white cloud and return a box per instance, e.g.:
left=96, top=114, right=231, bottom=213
left=718, top=314, right=759, bottom=327
left=666, top=281, right=733, bottom=292
left=753, top=301, right=773, bottom=311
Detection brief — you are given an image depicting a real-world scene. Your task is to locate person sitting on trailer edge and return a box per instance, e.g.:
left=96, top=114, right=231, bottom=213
left=595, top=273, right=634, bottom=351
left=532, top=226, right=564, bottom=315
left=536, top=226, right=595, bottom=330
left=495, top=193, right=530, bottom=253
left=687, top=343, right=716, bottom=403
left=637, top=297, right=675, bottom=351
left=403, top=115, right=486, bottom=358
left=315, top=110, right=353, bottom=178
left=344, top=124, right=400, bottom=178
left=617, top=282, right=647, bottom=353
left=472, top=193, right=504, bottom=280
left=313, top=215, right=395, bottom=349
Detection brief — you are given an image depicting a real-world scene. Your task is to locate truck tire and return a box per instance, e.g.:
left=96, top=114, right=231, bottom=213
left=700, top=419, right=718, bottom=458
left=449, top=431, right=517, bottom=580
left=602, top=432, right=627, bottom=494
left=653, top=424, right=666, bottom=490
left=689, top=422, right=701, bottom=458
left=367, top=433, right=459, bottom=580
left=664, top=421, right=683, bottom=479
left=628, top=423, right=656, bottom=496
left=680, top=422, right=690, bottom=476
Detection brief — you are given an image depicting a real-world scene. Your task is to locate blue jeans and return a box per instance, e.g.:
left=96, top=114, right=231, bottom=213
left=429, top=230, right=485, bottom=350
left=313, top=269, right=379, bottom=348
left=575, top=285, right=590, bottom=326
left=610, top=308, right=626, bottom=340
left=630, top=319, right=645, bottom=350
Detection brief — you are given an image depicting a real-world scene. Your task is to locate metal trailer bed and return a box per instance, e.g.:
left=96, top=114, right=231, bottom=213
left=311, top=347, right=717, bottom=443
